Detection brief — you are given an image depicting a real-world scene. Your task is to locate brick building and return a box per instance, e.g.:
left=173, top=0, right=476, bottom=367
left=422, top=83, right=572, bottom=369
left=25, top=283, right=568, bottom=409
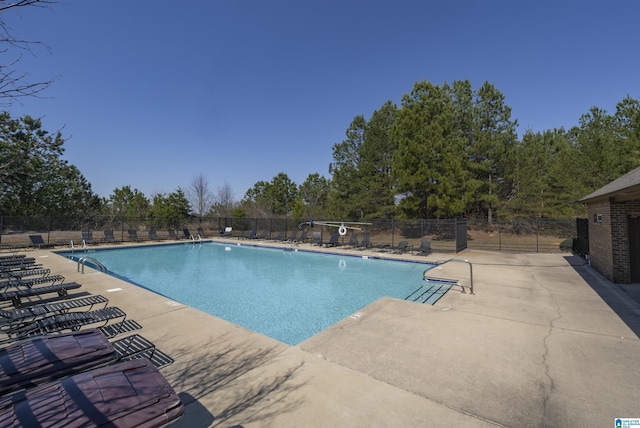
left=580, top=166, right=640, bottom=284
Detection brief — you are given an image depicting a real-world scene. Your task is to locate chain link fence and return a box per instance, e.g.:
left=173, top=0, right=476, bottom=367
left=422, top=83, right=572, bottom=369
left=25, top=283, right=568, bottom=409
left=0, top=216, right=575, bottom=253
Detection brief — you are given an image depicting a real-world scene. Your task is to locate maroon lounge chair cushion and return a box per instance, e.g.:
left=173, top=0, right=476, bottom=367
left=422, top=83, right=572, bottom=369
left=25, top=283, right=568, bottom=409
left=0, top=358, right=183, bottom=427
left=0, top=329, right=117, bottom=395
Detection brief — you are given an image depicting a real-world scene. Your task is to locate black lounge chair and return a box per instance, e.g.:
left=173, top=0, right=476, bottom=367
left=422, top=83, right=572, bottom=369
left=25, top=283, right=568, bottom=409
left=270, top=230, right=286, bottom=241
left=103, top=230, right=116, bottom=243
left=28, top=235, right=55, bottom=249
left=416, top=238, right=432, bottom=255
left=0, top=282, right=82, bottom=308
left=4, top=306, right=126, bottom=341
left=391, top=240, right=412, bottom=254
left=0, top=255, right=26, bottom=262
left=81, top=231, right=95, bottom=245
left=0, top=329, right=118, bottom=396
left=0, top=268, right=50, bottom=280
left=127, top=229, right=141, bottom=241
left=285, top=230, right=298, bottom=242
left=312, top=231, right=322, bottom=246
left=0, top=258, right=37, bottom=268
left=240, top=228, right=257, bottom=239
left=0, top=358, right=184, bottom=427
left=148, top=230, right=161, bottom=240
left=255, top=229, right=269, bottom=239
left=167, top=229, right=178, bottom=240
left=355, top=233, right=371, bottom=249
left=323, top=232, right=341, bottom=247
left=197, top=227, right=208, bottom=238
left=0, top=295, right=109, bottom=329
left=298, top=230, right=309, bottom=243
left=0, top=274, right=66, bottom=291
left=0, top=262, right=41, bottom=274
left=183, top=228, right=193, bottom=239
left=347, top=233, right=359, bottom=247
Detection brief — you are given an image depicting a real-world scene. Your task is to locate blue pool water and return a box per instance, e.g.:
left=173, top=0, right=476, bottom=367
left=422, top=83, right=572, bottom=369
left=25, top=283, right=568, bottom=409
left=61, top=243, right=436, bottom=345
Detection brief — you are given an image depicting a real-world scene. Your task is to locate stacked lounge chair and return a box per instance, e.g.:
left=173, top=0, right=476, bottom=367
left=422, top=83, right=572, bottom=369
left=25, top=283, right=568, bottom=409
left=0, top=250, right=184, bottom=427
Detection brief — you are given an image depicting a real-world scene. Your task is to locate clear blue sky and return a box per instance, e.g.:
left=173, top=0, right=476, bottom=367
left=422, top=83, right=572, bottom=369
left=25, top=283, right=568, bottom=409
left=7, top=0, right=640, bottom=200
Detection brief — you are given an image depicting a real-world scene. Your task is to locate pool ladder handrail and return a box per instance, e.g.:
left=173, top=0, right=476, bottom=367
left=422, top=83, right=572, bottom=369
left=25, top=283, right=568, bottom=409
left=77, top=256, right=108, bottom=274
left=424, top=258, right=474, bottom=295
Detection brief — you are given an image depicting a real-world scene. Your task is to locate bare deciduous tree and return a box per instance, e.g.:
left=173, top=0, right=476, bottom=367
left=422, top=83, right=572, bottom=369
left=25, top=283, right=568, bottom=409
left=212, top=181, right=236, bottom=217
left=0, top=0, right=57, bottom=106
left=186, top=173, right=214, bottom=220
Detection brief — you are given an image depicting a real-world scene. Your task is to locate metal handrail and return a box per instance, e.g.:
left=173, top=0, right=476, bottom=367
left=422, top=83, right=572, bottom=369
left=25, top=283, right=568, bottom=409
left=424, top=258, right=474, bottom=295
left=77, top=256, right=108, bottom=274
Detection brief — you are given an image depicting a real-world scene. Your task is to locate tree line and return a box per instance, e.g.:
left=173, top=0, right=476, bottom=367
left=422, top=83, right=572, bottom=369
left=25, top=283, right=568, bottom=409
left=2, top=80, right=640, bottom=224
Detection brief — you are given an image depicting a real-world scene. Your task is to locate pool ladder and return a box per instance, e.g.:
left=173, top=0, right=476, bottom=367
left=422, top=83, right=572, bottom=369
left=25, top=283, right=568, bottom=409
left=77, top=256, right=108, bottom=274
left=424, top=258, right=474, bottom=295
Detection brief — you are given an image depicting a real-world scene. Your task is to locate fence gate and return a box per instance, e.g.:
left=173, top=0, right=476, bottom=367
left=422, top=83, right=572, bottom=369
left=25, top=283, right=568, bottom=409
left=456, top=219, right=467, bottom=252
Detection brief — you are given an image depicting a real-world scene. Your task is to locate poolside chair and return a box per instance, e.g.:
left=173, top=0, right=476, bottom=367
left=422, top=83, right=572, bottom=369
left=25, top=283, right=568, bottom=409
left=323, top=232, right=341, bottom=247
left=0, top=254, right=26, bottom=261
left=197, top=227, right=208, bottom=238
left=4, top=305, right=127, bottom=342
left=416, top=238, right=432, bottom=255
left=103, top=230, right=116, bottom=243
left=285, top=230, right=298, bottom=242
left=127, top=229, right=141, bottom=241
left=0, top=329, right=118, bottom=396
left=0, top=358, right=184, bottom=427
left=312, top=231, right=322, bottom=246
left=0, top=274, right=66, bottom=291
left=183, top=228, right=193, bottom=239
left=0, top=258, right=37, bottom=267
left=355, top=233, right=371, bottom=249
left=0, top=295, right=109, bottom=328
left=0, top=281, right=82, bottom=308
left=219, top=226, right=233, bottom=237
left=167, top=229, right=178, bottom=240
left=241, top=228, right=257, bottom=239
left=28, top=235, right=55, bottom=249
left=391, top=240, right=412, bottom=254
left=255, top=229, right=269, bottom=239
left=347, top=232, right=359, bottom=247
left=0, top=268, right=50, bottom=281
left=148, top=230, right=161, bottom=240
left=298, top=230, right=309, bottom=243
left=0, top=259, right=39, bottom=272
left=81, top=231, right=95, bottom=245
left=270, top=230, right=286, bottom=241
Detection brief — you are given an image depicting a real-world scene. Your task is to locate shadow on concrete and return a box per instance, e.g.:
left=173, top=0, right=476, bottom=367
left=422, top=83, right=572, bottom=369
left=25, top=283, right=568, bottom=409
left=565, top=255, right=640, bottom=339
left=167, top=333, right=305, bottom=427
left=174, top=392, right=216, bottom=427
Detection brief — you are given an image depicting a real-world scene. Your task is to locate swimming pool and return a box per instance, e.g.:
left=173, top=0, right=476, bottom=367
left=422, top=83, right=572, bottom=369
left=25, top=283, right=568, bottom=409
left=61, top=243, right=437, bottom=345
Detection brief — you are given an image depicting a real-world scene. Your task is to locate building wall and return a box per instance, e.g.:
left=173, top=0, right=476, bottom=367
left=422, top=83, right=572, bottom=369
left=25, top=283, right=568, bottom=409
left=588, top=198, right=640, bottom=284
left=611, top=200, right=640, bottom=283
left=587, top=200, right=613, bottom=281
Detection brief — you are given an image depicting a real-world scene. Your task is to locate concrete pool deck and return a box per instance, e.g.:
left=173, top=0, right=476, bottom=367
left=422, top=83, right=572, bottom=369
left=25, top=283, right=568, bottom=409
left=17, top=240, right=640, bottom=427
